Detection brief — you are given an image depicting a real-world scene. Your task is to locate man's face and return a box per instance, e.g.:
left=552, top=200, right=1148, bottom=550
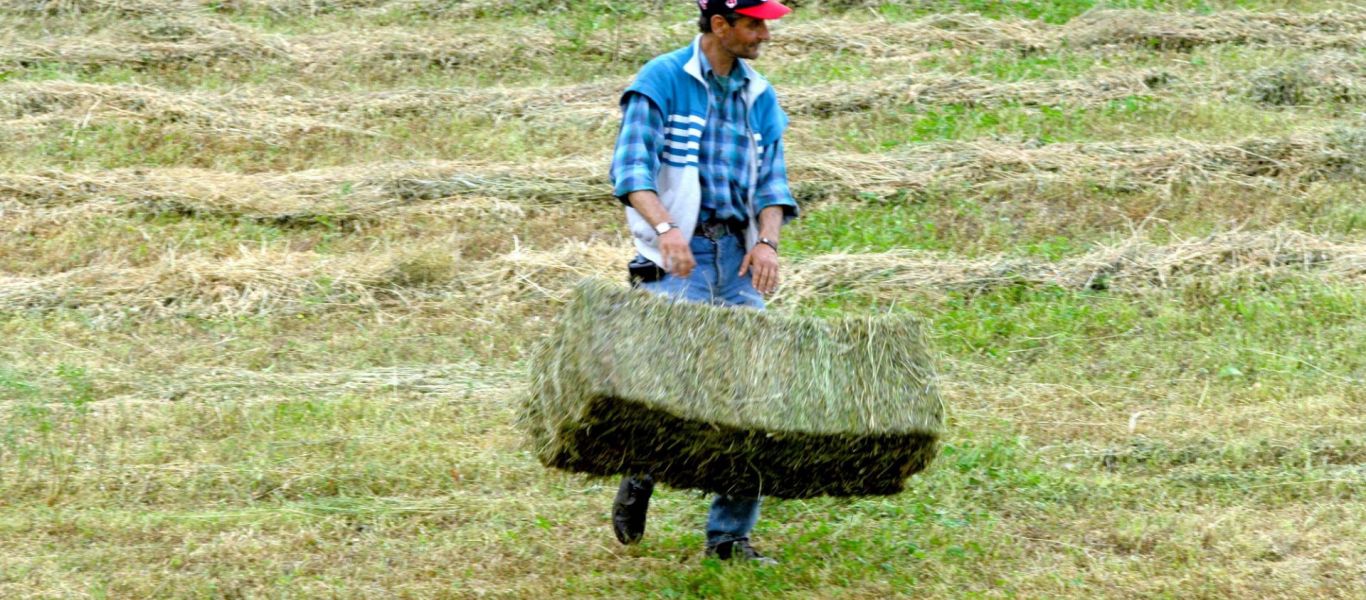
left=713, top=15, right=771, bottom=60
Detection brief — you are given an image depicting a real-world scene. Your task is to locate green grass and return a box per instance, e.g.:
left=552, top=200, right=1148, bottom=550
left=801, top=96, right=1332, bottom=151
left=869, top=0, right=1346, bottom=23
left=2, top=1, right=1365, bottom=597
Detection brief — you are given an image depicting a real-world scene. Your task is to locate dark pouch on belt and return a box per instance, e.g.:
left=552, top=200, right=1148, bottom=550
left=628, top=255, right=666, bottom=288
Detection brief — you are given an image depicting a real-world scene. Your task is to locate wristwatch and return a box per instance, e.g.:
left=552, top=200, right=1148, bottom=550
left=654, top=222, right=678, bottom=235
left=759, top=237, right=779, bottom=252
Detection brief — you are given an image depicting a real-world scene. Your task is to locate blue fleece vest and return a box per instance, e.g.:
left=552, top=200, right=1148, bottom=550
left=620, top=35, right=789, bottom=267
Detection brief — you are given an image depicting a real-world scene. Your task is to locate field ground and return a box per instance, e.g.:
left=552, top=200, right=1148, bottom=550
left=1, top=0, right=1364, bottom=598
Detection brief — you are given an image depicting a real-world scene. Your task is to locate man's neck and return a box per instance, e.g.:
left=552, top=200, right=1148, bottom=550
left=700, top=34, right=736, bottom=77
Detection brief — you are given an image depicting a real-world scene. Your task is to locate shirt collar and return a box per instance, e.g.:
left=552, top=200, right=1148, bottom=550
left=697, top=47, right=751, bottom=87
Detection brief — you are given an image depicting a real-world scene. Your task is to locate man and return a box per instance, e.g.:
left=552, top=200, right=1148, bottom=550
left=608, top=0, right=797, bottom=564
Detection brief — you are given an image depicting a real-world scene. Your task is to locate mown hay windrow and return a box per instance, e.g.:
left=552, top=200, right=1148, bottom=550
left=0, top=159, right=606, bottom=224
left=6, top=10, right=1364, bottom=75
left=1063, top=9, right=1366, bottom=50
left=782, top=229, right=1366, bottom=304
left=522, top=278, right=943, bottom=499
left=0, top=81, right=375, bottom=143
left=462, top=242, right=629, bottom=304
left=1, top=1, right=489, bottom=17
left=0, top=249, right=421, bottom=316
left=2, top=229, right=1362, bottom=317
left=795, top=128, right=1366, bottom=201
left=0, top=73, right=1172, bottom=136
left=2, top=0, right=194, bottom=15
left=1248, top=51, right=1366, bottom=106
left=4, top=129, right=1361, bottom=224
left=1, top=18, right=290, bottom=67
left=781, top=70, right=1171, bottom=116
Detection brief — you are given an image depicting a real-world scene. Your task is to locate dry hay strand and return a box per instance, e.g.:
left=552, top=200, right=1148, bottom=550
left=0, top=81, right=375, bottom=143
left=1, top=130, right=1359, bottom=226
left=0, top=249, right=414, bottom=316
left=9, top=10, right=1366, bottom=75
left=782, top=70, right=1171, bottom=116
left=794, top=128, right=1366, bottom=200
left=0, top=0, right=196, bottom=15
left=0, top=17, right=290, bottom=68
left=3, top=130, right=1358, bottom=224
left=375, top=158, right=607, bottom=204
left=209, top=0, right=554, bottom=18
left=0, top=159, right=607, bottom=225
left=0, top=79, right=624, bottom=135
left=782, top=229, right=1366, bottom=304
left=302, top=9, right=1366, bottom=64
left=211, top=0, right=400, bottom=15
left=0, top=167, right=394, bottom=226
left=0, top=71, right=1183, bottom=139
left=771, top=12, right=1051, bottom=59
left=0, top=1, right=518, bottom=17
left=447, top=70, right=1180, bottom=118
left=4, top=228, right=1361, bottom=317
left=522, top=278, right=943, bottom=499
left=1247, top=51, right=1366, bottom=107
left=104, top=362, right=511, bottom=401
left=462, top=241, right=631, bottom=305
left=349, top=81, right=621, bottom=120
left=0, top=236, right=617, bottom=318
left=1065, top=9, right=1366, bottom=51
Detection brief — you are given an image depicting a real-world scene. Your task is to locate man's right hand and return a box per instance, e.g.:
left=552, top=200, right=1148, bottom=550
left=658, top=229, right=695, bottom=278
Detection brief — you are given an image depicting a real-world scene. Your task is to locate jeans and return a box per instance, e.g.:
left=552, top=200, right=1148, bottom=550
left=638, top=232, right=763, bottom=546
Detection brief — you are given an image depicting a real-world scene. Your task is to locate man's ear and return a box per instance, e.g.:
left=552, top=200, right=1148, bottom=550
left=710, top=14, right=729, bottom=34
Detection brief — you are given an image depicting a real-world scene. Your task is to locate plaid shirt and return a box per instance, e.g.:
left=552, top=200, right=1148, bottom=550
left=611, top=55, right=797, bottom=225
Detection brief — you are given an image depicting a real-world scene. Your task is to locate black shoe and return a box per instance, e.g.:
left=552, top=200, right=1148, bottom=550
left=611, top=475, right=653, bottom=545
left=706, top=538, right=778, bottom=565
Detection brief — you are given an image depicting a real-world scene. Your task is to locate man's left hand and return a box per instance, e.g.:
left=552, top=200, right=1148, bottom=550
left=739, top=244, right=780, bottom=295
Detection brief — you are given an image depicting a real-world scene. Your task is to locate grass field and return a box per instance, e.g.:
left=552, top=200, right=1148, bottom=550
left=1, top=0, right=1364, bottom=597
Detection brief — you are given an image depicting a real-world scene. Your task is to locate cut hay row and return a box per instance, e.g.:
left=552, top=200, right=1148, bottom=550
left=0, top=240, right=630, bottom=317
left=99, top=362, right=517, bottom=403
left=4, top=10, right=1364, bottom=74
left=2, top=129, right=1362, bottom=222
left=1, top=230, right=1363, bottom=316
left=5, top=58, right=1360, bottom=147
left=605, top=129, right=1363, bottom=198
left=0, top=75, right=1162, bottom=142
left=784, top=51, right=1365, bottom=113
left=1247, top=51, right=1366, bottom=106
left=5, top=0, right=502, bottom=17
left=0, top=80, right=620, bottom=140
left=1, top=0, right=177, bottom=15
left=0, top=248, right=418, bottom=317
left=5, top=0, right=399, bottom=16
left=783, top=229, right=1366, bottom=304
left=0, top=73, right=1165, bottom=142
left=0, top=159, right=606, bottom=225
left=16, top=0, right=1357, bottom=22
left=796, top=128, right=1366, bottom=199
left=18, top=60, right=1360, bottom=135
left=0, top=81, right=384, bottom=144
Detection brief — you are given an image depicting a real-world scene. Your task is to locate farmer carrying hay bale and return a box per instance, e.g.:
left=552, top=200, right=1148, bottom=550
left=524, top=0, right=939, bottom=564
left=523, top=280, right=944, bottom=558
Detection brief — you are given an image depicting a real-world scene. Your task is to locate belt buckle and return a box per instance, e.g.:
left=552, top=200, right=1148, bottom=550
left=700, top=221, right=729, bottom=239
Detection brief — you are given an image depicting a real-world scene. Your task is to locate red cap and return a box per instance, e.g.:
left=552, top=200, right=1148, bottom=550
left=700, top=0, right=792, bottom=20
left=734, top=0, right=791, bottom=20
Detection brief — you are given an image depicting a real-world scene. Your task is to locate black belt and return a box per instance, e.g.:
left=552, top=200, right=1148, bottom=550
left=696, top=220, right=746, bottom=239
